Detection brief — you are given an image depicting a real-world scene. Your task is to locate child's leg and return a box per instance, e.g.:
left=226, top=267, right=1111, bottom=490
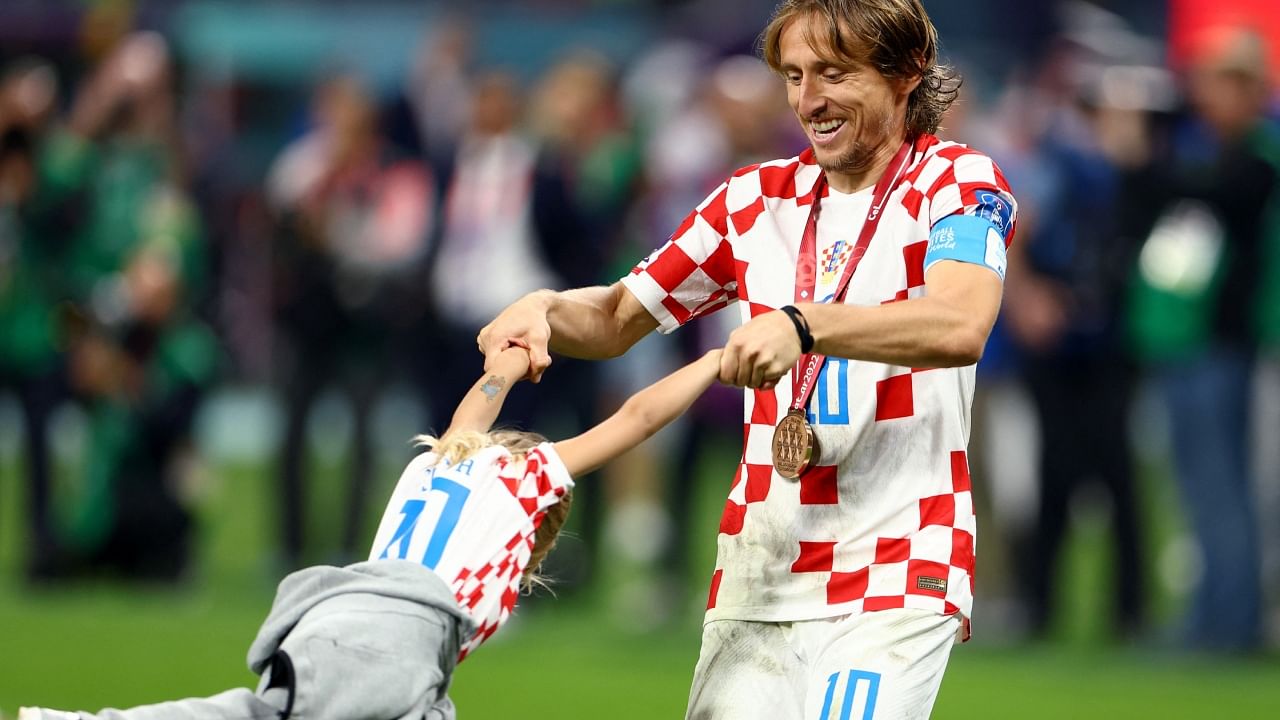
left=22, top=687, right=282, bottom=720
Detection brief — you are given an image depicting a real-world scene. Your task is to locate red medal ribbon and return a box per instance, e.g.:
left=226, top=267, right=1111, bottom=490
left=789, top=139, right=914, bottom=414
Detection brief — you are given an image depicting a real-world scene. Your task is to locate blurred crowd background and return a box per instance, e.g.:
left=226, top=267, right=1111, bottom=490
left=2, top=0, right=1279, bottom=678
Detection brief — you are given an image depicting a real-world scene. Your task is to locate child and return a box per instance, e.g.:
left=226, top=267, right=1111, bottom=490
left=20, top=346, right=724, bottom=720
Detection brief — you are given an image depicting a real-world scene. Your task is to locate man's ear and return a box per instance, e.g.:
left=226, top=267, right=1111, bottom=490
left=898, top=52, right=926, bottom=98
left=898, top=69, right=923, bottom=98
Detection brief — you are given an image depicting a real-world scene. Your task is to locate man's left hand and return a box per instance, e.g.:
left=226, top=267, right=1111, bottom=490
left=719, top=310, right=803, bottom=388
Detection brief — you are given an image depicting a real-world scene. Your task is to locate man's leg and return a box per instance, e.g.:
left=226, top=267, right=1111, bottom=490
left=685, top=620, right=806, bottom=720
left=800, top=610, right=960, bottom=720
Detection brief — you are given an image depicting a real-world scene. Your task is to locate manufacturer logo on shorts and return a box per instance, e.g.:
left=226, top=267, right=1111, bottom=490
left=917, top=576, right=948, bottom=593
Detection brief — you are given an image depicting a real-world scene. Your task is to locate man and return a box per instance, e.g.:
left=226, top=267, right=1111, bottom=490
left=480, top=1, right=1016, bottom=716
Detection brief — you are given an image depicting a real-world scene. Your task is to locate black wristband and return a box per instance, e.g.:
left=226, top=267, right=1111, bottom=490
left=779, top=305, right=815, bottom=354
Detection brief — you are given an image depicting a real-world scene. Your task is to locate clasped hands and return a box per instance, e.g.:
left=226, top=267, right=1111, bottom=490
left=478, top=299, right=804, bottom=390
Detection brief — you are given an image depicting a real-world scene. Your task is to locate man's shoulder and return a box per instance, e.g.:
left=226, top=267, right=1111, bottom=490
left=907, top=134, right=1012, bottom=198
left=913, top=134, right=999, bottom=168
left=723, top=148, right=821, bottom=201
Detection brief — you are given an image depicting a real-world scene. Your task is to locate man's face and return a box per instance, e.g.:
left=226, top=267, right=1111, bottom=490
left=778, top=15, right=916, bottom=184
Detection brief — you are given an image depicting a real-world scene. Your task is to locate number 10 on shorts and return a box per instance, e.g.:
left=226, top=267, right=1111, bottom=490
left=819, top=669, right=880, bottom=720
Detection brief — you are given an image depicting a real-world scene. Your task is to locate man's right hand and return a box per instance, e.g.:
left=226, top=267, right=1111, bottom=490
left=477, top=291, right=555, bottom=383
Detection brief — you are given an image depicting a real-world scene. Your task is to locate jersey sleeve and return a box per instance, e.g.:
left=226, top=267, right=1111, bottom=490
left=920, top=149, right=1018, bottom=281
left=497, top=442, right=575, bottom=515
left=926, top=150, right=1018, bottom=248
left=621, top=180, right=740, bottom=334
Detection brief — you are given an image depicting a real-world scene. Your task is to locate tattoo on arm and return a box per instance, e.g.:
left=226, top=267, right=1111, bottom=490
left=480, top=376, right=507, bottom=402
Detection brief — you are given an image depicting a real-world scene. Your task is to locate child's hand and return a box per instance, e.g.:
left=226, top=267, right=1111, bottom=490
left=491, top=344, right=533, bottom=382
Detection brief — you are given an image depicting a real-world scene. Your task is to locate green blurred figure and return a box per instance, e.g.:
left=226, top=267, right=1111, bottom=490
left=36, top=32, right=218, bottom=580
left=0, top=58, right=67, bottom=580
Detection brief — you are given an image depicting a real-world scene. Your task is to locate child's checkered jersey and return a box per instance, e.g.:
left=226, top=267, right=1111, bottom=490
left=621, top=135, right=1016, bottom=633
left=368, top=442, right=573, bottom=660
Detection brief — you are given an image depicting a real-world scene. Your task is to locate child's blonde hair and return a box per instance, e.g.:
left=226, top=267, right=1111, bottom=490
left=413, top=428, right=571, bottom=589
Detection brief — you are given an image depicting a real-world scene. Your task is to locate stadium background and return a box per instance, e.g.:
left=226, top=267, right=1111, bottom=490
left=1, top=0, right=1278, bottom=716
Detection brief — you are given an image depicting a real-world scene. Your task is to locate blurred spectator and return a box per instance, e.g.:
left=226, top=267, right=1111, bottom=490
left=405, top=18, right=475, bottom=167
left=529, top=50, right=642, bottom=258
left=427, top=69, right=598, bottom=418
left=426, top=66, right=606, bottom=587
left=267, top=72, right=435, bottom=569
left=0, top=58, right=66, bottom=580
left=37, top=32, right=218, bottom=580
left=1123, top=24, right=1275, bottom=652
left=1001, top=22, right=1166, bottom=641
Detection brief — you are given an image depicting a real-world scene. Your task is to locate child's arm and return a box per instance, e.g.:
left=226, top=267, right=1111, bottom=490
left=445, top=347, right=532, bottom=436
left=554, top=349, right=722, bottom=477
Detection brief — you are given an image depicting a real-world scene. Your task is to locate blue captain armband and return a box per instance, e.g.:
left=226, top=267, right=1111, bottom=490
left=925, top=214, right=1009, bottom=281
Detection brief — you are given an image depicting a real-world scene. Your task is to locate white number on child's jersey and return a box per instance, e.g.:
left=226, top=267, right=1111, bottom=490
left=378, top=472, right=471, bottom=569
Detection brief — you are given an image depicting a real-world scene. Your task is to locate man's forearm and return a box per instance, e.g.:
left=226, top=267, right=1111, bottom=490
left=800, top=294, right=997, bottom=368
left=543, top=283, right=655, bottom=359
left=800, top=301, right=975, bottom=368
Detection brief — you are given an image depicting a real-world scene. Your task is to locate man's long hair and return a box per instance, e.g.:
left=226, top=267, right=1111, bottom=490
left=760, top=0, right=961, bottom=136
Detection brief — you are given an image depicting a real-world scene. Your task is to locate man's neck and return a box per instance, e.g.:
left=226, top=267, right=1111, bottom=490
left=826, top=132, right=909, bottom=194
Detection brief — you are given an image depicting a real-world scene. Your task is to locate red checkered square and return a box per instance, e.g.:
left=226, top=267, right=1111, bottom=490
left=730, top=197, right=766, bottom=235
left=864, top=595, right=906, bottom=611
left=827, top=568, right=869, bottom=604
left=875, top=537, right=911, bottom=564
left=646, top=244, right=698, bottom=293
left=874, top=373, right=914, bottom=421
left=904, top=241, right=927, bottom=288
left=707, top=569, right=724, bottom=609
left=951, top=528, right=975, bottom=573
left=900, top=185, right=925, bottom=217
left=799, top=464, right=839, bottom=504
left=745, top=463, right=772, bottom=503
left=751, top=389, right=778, bottom=425
left=729, top=462, right=744, bottom=491
left=701, top=239, right=737, bottom=290
left=792, top=540, right=836, bottom=573
left=760, top=163, right=798, bottom=199
left=951, top=451, right=971, bottom=492
left=660, top=295, right=694, bottom=325
left=919, top=494, right=955, bottom=528
left=735, top=258, right=753, bottom=301
left=720, top=500, right=746, bottom=536
left=700, top=185, right=730, bottom=237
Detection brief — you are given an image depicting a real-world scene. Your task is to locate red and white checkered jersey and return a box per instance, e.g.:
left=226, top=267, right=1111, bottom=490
left=621, top=135, right=1016, bottom=632
left=368, top=442, right=573, bottom=660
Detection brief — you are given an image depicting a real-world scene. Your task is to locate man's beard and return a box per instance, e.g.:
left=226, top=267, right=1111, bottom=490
left=811, top=110, right=897, bottom=176
left=816, top=140, right=877, bottom=176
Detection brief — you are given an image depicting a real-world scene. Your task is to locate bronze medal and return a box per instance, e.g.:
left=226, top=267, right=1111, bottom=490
left=772, top=410, right=819, bottom=479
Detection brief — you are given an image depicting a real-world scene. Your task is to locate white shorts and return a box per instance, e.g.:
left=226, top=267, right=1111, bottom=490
left=685, top=609, right=961, bottom=720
